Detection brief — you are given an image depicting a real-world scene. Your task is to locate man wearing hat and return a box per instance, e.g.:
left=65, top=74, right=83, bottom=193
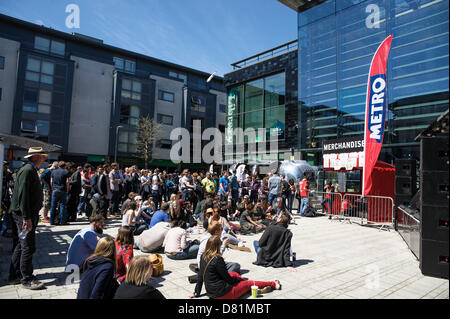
left=9, top=147, right=47, bottom=290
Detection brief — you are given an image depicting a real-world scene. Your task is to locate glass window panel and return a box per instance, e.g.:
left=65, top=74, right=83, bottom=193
left=40, top=75, right=53, bottom=85
left=245, top=79, right=263, bottom=112
left=50, top=40, right=65, bottom=55
left=0, top=56, right=4, bottom=69
left=121, top=90, right=131, bottom=99
left=129, top=118, right=139, bottom=126
left=38, top=104, right=51, bottom=114
left=169, top=71, right=177, bottom=78
left=120, top=104, right=130, bottom=116
left=128, top=144, right=137, bottom=153
left=118, top=143, right=127, bottom=152
left=27, top=58, right=40, bottom=72
left=264, top=72, right=285, bottom=107
left=129, top=132, right=137, bottom=144
left=125, top=60, right=135, bottom=73
left=122, top=79, right=131, bottom=90
left=41, top=61, right=54, bottom=75
left=119, top=131, right=128, bottom=143
left=36, top=120, right=49, bottom=136
left=39, top=90, right=52, bottom=104
left=265, top=106, right=285, bottom=140
left=34, top=36, right=50, bottom=52
left=129, top=105, right=140, bottom=118
left=23, top=102, right=37, bottom=112
left=24, top=89, right=38, bottom=102
left=21, top=120, right=36, bottom=131
left=114, top=57, right=124, bottom=70
left=132, top=81, right=141, bottom=93
left=132, top=92, right=141, bottom=101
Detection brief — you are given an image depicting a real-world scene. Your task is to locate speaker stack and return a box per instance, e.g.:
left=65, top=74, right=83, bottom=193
left=419, top=135, right=449, bottom=279
left=395, top=159, right=417, bottom=207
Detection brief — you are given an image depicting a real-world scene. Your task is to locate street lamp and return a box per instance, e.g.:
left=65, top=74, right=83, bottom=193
left=114, top=125, right=123, bottom=163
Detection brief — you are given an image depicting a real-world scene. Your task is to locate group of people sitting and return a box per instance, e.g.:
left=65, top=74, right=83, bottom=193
left=66, top=188, right=297, bottom=299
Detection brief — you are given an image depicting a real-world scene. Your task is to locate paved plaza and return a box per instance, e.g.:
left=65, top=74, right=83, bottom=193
left=0, top=214, right=448, bottom=300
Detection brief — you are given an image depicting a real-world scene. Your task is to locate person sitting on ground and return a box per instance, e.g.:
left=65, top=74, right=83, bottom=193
left=202, top=207, right=213, bottom=230
left=65, top=214, right=105, bottom=272
left=189, top=235, right=281, bottom=299
left=114, top=255, right=166, bottom=299
left=120, top=192, right=136, bottom=216
left=163, top=219, right=200, bottom=260
left=114, top=226, right=134, bottom=283
left=253, top=213, right=296, bottom=272
left=234, top=195, right=249, bottom=220
left=149, top=202, right=170, bottom=228
left=77, top=236, right=119, bottom=299
left=209, top=206, right=241, bottom=241
left=239, top=203, right=265, bottom=234
left=190, top=221, right=240, bottom=278
left=135, top=221, right=171, bottom=253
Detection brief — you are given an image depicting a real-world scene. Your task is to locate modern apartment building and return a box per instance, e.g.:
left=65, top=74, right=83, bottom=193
left=0, top=14, right=226, bottom=168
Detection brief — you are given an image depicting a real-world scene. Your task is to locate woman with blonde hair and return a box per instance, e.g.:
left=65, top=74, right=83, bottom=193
left=114, top=255, right=166, bottom=299
left=189, top=236, right=280, bottom=299
left=77, top=236, right=118, bottom=299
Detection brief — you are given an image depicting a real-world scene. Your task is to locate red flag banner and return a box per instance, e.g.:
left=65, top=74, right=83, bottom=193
left=362, top=35, right=393, bottom=197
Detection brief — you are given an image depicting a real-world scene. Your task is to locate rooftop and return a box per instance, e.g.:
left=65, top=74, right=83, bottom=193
left=277, top=0, right=328, bottom=12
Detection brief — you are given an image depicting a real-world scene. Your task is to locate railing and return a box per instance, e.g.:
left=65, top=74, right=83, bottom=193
left=341, top=194, right=395, bottom=230
left=230, top=40, right=298, bottom=70
left=308, top=191, right=342, bottom=219
left=396, top=206, right=420, bottom=259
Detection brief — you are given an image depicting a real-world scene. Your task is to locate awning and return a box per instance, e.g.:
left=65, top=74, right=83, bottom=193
left=0, top=132, right=63, bottom=152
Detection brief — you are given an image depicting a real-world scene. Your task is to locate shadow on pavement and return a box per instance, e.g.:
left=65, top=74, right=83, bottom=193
left=292, top=259, right=314, bottom=268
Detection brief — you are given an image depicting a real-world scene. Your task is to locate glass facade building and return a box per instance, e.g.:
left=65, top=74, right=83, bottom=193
left=297, top=0, right=449, bottom=165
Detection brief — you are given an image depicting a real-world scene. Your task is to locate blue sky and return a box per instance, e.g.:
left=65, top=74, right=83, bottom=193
left=0, top=0, right=297, bottom=76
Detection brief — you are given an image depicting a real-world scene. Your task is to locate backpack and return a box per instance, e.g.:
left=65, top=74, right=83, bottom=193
left=303, top=206, right=317, bottom=217
left=148, top=253, right=164, bottom=277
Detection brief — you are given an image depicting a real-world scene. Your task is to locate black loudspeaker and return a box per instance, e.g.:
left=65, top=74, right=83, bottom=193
left=395, top=159, right=417, bottom=177
left=395, top=159, right=417, bottom=207
left=419, top=136, right=449, bottom=279
left=395, top=176, right=417, bottom=196
left=420, top=239, right=449, bottom=279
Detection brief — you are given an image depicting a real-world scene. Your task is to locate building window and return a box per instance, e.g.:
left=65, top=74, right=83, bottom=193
left=0, top=56, right=4, bottom=69
left=120, top=104, right=140, bottom=126
left=158, top=90, right=175, bottom=102
left=227, top=72, right=286, bottom=143
left=169, top=71, right=187, bottom=85
left=219, top=104, right=227, bottom=113
left=25, top=57, right=54, bottom=85
left=157, top=114, right=173, bottom=126
left=36, top=120, right=49, bottom=136
left=158, top=139, right=172, bottom=149
left=118, top=130, right=137, bottom=153
left=23, top=88, right=38, bottom=112
left=114, top=57, right=136, bottom=74
left=191, top=95, right=206, bottom=112
left=21, top=119, right=36, bottom=132
left=121, top=79, right=141, bottom=101
left=34, top=36, right=65, bottom=55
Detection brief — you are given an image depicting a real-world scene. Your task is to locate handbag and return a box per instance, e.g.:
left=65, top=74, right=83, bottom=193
left=148, top=253, right=164, bottom=277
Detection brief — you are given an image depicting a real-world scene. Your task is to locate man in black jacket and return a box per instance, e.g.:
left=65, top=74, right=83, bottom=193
left=253, top=213, right=296, bottom=271
left=8, top=147, right=47, bottom=290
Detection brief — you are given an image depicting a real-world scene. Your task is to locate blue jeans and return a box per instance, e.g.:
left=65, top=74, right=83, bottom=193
left=268, top=193, right=278, bottom=206
left=50, top=190, right=67, bottom=225
left=300, top=197, right=308, bottom=215
left=167, top=244, right=199, bottom=260
left=253, top=240, right=261, bottom=254
left=77, top=195, right=88, bottom=215
left=288, top=193, right=295, bottom=213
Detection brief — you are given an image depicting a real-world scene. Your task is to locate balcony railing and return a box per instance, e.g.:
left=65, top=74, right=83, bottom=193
left=230, top=40, right=298, bottom=70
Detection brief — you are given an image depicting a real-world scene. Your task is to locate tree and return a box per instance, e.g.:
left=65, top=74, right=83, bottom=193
left=136, top=115, right=163, bottom=169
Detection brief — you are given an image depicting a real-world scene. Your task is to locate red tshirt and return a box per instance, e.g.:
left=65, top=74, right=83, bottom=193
left=299, top=180, right=308, bottom=197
